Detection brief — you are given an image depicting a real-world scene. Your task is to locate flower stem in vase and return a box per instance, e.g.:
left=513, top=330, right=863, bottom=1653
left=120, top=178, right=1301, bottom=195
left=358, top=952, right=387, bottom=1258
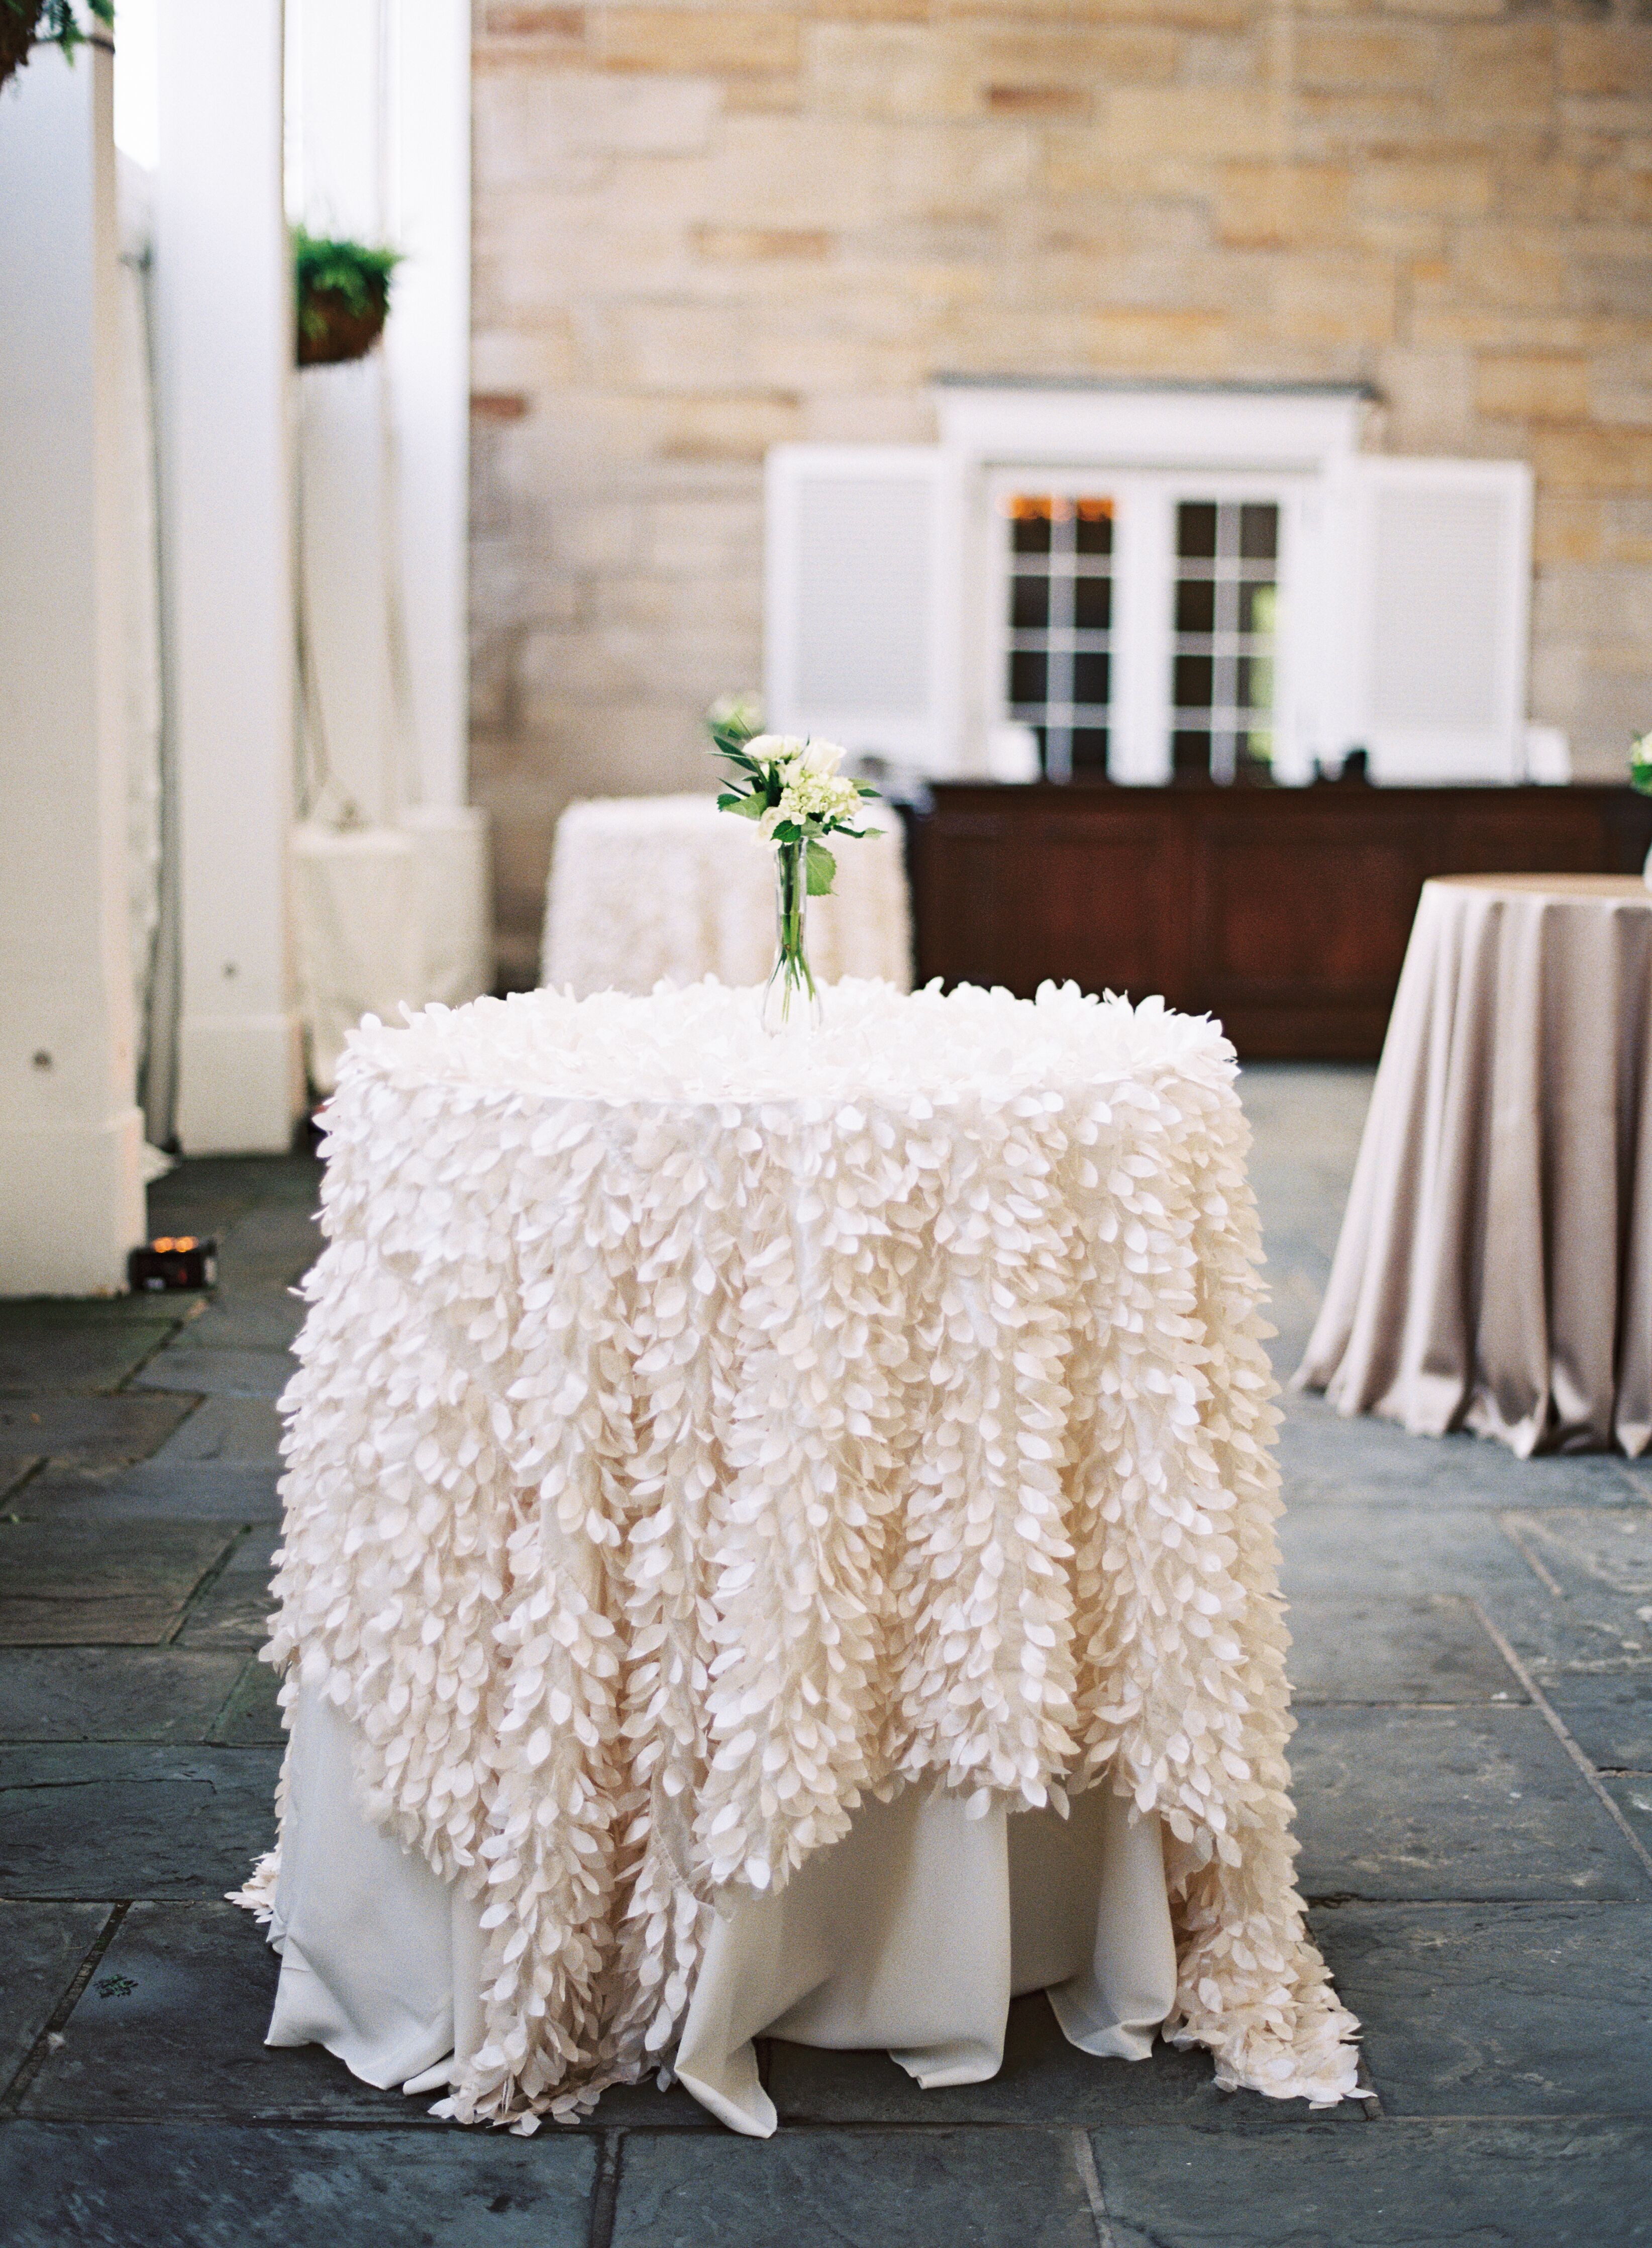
left=762, top=836, right=822, bottom=1035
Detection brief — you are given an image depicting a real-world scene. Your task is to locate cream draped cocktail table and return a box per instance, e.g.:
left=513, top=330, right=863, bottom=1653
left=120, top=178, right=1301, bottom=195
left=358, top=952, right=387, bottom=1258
left=1299, top=875, right=1652, bottom=1456
left=234, top=978, right=1358, bottom=2132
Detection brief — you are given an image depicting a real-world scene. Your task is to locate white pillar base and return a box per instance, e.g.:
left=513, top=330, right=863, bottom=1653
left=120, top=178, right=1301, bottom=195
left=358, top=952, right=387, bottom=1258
left=403, top=804, right=491, bottom=1009
left=0, top=1107, right=146, bottom=1295
left=175, top=1011, right=304, bottom=1155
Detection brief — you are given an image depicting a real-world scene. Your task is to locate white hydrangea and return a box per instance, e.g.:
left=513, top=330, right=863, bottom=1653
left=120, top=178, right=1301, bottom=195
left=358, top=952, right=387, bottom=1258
left=760, top=767, right=865, bottom=838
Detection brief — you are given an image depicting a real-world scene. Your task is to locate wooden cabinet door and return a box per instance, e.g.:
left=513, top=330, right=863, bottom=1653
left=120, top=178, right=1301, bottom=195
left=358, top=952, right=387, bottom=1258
left=913, top=792, right=1188, bottom=1005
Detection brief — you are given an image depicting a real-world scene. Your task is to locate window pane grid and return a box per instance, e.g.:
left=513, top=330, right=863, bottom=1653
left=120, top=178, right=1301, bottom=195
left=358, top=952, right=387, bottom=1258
left=1002, top=494, right=1113, bottom=780
left=1171, top=500, right=1278, bottom=785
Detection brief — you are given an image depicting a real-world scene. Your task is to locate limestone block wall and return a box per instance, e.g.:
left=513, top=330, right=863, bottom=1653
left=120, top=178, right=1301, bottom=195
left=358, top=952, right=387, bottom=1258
left=469, top=0, right=1652, bottom=985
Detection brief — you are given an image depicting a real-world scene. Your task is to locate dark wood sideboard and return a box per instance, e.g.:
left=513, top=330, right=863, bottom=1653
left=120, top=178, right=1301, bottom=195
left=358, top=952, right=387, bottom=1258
left=906, top=783, right=1652, bottom=1060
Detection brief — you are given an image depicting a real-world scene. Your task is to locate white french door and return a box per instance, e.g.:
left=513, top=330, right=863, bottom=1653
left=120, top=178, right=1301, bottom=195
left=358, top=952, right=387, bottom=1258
left=980, top=466, right=1317, bottom=787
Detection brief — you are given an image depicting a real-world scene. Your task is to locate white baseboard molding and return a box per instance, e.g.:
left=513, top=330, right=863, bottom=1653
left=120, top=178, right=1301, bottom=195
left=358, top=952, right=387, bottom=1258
left=0, top=1106, right=147, bottom=1295
left=175, top=1010, right=304, bottom=1155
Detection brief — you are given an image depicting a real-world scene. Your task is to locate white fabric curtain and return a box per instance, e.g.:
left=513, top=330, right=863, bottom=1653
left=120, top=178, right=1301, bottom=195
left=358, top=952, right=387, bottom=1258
left=116, top=152, right=174, bottom=1158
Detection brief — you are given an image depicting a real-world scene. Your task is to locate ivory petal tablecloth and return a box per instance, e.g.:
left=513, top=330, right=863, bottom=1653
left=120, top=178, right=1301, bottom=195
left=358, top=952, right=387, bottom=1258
left=235, top=979, right=1358, bottom=2129
left=539, top=793, right=912, bottom=996
left=1298, top=875, right=1652, bottom=1456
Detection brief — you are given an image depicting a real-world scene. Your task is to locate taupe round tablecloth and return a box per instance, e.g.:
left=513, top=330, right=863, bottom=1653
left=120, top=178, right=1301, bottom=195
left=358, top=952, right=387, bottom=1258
left=1298, top=875, right=1652, bottom=1457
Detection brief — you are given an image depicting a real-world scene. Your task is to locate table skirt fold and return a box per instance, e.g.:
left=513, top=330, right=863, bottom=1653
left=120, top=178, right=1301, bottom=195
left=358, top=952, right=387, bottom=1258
left=262, top=1690, right=1176, bottom=2137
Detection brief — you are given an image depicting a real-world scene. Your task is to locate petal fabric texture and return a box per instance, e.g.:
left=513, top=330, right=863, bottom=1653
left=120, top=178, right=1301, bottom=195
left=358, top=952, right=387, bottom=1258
left=1298, top=877, right=1652, bottom=1457
left=237, top=978, right=1359, bottom=2127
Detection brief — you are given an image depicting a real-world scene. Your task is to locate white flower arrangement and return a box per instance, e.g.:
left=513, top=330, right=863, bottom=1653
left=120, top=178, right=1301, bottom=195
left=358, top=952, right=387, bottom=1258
left=709, top=729, right=881, bottom=898
left=707, top=715, right=884, bottom=1032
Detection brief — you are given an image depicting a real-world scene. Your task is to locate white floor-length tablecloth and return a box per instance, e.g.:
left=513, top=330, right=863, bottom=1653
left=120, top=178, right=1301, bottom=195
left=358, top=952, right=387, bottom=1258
left=540, top=793, right=911, bottom=995
left=236, top=978, right=1358, bottom=2129
left=264, top=1688, right=1177, bottom=2137
left=1298, top=875, right=1652, bottom=1455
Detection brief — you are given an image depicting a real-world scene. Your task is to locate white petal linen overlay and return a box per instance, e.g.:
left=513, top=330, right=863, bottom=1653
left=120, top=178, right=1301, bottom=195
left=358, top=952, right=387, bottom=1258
left=539, top=794, right=912, bottom=996
left=1297, top=876, right=1652, bottom=1456
left=233, top=978, right=1359, bottom=2127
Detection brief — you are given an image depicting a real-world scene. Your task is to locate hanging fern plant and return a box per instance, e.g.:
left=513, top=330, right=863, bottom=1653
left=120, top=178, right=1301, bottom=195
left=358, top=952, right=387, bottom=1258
left=293, top=229, right=402, bottom=368
left=0, top=0, right=113, bottom=94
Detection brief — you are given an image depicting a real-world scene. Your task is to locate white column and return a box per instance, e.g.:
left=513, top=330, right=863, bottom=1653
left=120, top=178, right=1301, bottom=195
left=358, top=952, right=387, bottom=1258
left=386, top=0, right=471, bottom=812
left=0, top=44, right=146, bottom=1295
left=387, top=0, right=489, bottom=1004
left=156, top=0, right=303, bottom=1153
left=291, top=0, right=472, bottom=815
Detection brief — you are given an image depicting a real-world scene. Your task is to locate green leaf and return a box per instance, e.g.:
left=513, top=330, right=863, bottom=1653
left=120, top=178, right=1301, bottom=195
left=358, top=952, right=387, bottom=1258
left=710, top=727, right=761, bottom=762
left=805, top=840, right=837, bottom=897
left=719, top=792, right=766, bottom=820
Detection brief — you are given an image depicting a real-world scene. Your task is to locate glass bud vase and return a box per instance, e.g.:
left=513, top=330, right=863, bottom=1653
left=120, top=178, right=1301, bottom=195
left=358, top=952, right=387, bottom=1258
left=761, top=836, right=823, bottom=1036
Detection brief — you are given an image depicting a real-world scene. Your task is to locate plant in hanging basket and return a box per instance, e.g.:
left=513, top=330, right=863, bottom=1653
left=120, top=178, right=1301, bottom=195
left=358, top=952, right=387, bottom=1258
left=0, top=0, right=113, bottom=94
left=293, top=229, right=402, bottom=368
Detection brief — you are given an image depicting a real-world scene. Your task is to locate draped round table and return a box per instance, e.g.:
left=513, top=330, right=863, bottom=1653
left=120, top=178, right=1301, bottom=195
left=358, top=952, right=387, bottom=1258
left=540, top=794, right=912, bottom=997
left=1299, top=874, right=1652, bottom=1455
left=235, top=979, right=1358, bottom=2131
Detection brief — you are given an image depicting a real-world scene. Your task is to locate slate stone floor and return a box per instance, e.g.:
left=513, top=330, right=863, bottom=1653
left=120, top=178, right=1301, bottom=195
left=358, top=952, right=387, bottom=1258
left=2, top=1069, right=1650, bottom=2244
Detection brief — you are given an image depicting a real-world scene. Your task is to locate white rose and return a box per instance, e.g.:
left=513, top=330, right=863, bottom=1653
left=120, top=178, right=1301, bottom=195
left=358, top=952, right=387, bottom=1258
left=796, top=738, right=846, bottom=776
left=744, top=734, right=808, bottom=766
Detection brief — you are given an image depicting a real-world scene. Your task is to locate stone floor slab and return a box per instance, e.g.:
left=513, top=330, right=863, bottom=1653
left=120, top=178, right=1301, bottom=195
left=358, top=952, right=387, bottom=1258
left=148, top=1394, right=285, bottom=1466
left=1603, top=1774, right=1652, bottom=1852
left=0, top=1902, right=109, bottom=2092
left=209, top=1659, right=285, bottom=1745
left=8, top=1461, right=282, bottom=1524
left=0, top=1649, right=244, bottom=1741
left=1503, top=1509, right=1652, bottom=1601
left=1091, top=2117, right=1652, bottom=2247
left=1539, top=1668, right=1652, bottom=1771
left=0, top=1321, right=178, bottom=1398
left=610, top=2125, right=1098, bottom=2248
left=1311, top=1900, right=1652, bottom=2117
left=0, top=1744, right=280, bottom=1899
left=0, top=1454, right=39, bottom=1502
left=1290, top=1705, right=1652, bottom=1901
left=22, top=1901, right=426, bottom=2124
left=0, top=1393, right=196, bottom=1471
left=0, top=1519, right=236, bottom=1646
left=0, top=1296, right=205, bottom=1326
left=768, top=1996, right=1362, bottom=2132
left=0, top=2120, right=595, bottom=2248
left=175, top=1526, right=279, bottom=1649
left=179, top=1290, right=306, bottom=1353
left=213, top=1203, right=323, bottom=1289
left=1286, top=1595, right=1518, bottom=1705
left=135, top=1347, right=294, bottom=1400
left=1492, top=1581, right=1652, bottom=1679
left=1278, top=1411, right=1642, bottom=1511
left=1277, top=1504, right=1536, bottom=1604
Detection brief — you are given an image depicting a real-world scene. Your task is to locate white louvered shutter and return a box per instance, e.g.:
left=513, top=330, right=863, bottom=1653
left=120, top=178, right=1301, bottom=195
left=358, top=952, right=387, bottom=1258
left=765, top=444, right=948, bottom=769
left=1342, top=457, right=1533, bottom=784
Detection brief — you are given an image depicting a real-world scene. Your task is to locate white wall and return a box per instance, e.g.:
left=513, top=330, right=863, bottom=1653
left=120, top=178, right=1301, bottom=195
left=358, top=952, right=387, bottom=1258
left=0, top=45, right=147, bottom=1293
